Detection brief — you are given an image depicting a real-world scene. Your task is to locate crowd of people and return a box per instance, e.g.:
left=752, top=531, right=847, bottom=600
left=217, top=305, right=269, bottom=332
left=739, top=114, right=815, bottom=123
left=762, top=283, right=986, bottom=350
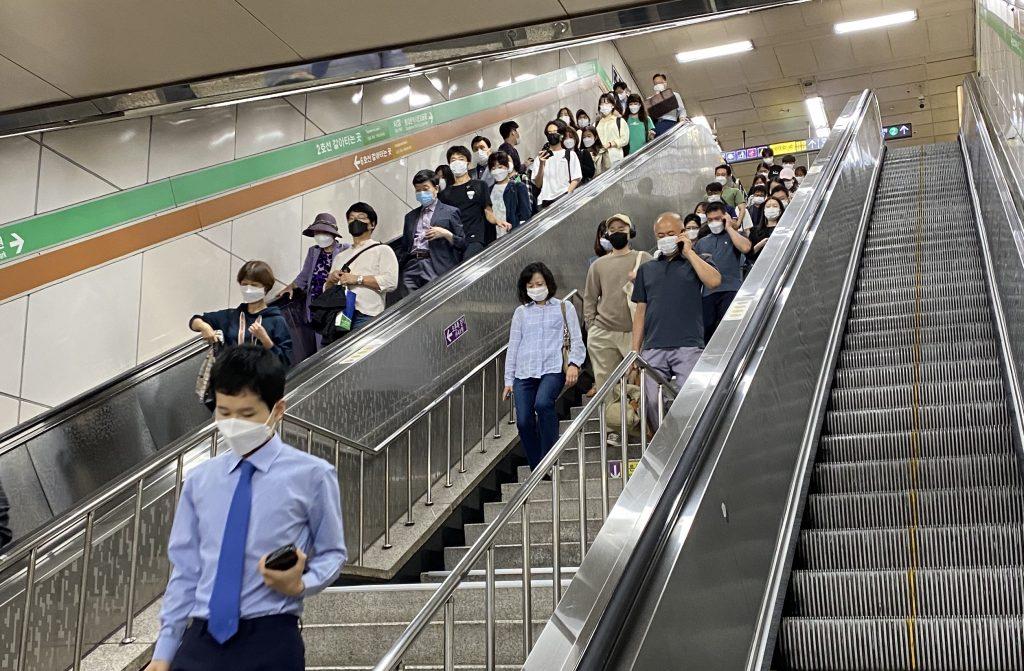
left=188, top=74, right=692, bottom=367
left=505, top=149, right=807, bottom=461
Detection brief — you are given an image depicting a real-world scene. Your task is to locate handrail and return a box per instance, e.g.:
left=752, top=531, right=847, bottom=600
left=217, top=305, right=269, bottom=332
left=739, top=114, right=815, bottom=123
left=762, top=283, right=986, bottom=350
left=565, top=90, right=877, bottom=670
left=373, top=350, right=677, bottom=670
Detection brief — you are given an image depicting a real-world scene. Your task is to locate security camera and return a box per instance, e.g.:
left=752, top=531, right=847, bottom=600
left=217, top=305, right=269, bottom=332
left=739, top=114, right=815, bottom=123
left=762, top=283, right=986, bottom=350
left=918, top=95, right=926, bottom=109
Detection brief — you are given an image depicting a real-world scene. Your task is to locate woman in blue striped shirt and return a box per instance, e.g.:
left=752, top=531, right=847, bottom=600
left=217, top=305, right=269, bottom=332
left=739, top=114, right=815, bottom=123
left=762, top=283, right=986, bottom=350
left=502, top=262, right=586, bottom=470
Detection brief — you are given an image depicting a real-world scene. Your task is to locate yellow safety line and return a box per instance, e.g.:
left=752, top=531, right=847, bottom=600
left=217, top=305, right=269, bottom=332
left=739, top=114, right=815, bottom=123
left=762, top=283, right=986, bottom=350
left=905, top=149, right=925, bottom=670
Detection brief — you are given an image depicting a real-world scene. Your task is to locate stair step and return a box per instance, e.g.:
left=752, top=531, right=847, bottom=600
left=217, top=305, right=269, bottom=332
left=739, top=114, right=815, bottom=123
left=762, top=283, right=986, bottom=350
left=499, top=476, right=623, bottom=502
left=517, top=460, right=633, bottom=482
left=804, top=486, right=1024, bottom=528
left=483, top=496, right=613, bottom=523
left=796, top=524, right=1024, bottom=570
left=777, top=616, right=1024, bottom=669
left=464, top=517, right=606, bottom=546
left=421, top=566, right=578, bottom=584
left=788, top=567, right=1024, bottom=617
left=445, top=541, right=585, bottom=571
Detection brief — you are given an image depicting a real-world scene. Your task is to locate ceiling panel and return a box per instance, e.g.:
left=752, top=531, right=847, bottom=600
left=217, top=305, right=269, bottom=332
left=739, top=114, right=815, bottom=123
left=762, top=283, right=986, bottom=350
left=702, top=93, right=756, bottom=115
left=0, top=1, right=301, bottom=98
left=926, top=13, right=974, bottom=52
left=872, top=65, right=927, bottom=89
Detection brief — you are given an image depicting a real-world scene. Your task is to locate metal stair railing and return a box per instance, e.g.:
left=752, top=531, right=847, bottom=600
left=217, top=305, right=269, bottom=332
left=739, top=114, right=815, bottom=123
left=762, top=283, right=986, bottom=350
left=0, top=291, right=578, bottom=671
left=373, top=350, right=677, bottom=671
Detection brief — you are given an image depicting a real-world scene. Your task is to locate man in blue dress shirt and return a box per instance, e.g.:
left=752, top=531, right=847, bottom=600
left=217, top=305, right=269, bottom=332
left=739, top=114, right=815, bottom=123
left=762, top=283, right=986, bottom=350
left=146, top=345, right=347, bottom=671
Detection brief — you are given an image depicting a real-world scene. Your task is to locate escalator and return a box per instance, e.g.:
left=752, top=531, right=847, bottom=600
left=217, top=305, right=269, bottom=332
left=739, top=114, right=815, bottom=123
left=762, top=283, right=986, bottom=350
left=775, top=142, right=1024, bottom=666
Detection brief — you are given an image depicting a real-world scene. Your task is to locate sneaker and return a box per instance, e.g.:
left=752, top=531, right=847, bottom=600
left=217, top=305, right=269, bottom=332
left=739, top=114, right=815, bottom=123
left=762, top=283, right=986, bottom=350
left=607, top=432, right=621, bottom=446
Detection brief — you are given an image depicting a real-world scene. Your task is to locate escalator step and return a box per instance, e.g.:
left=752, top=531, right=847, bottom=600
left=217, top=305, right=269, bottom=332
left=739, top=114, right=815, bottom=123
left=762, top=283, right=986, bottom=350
left=810, top=454, right=1020, bottom=494
left=849, top=291, right=989, bottom=319
left=845, top=307, right=991, bottom=334
left=796, top=524, right=1024, bottom=571
left=789, top=567, right=1024, bottom=617
left=828, top=379, right=1005, bottom=412
left=843, top=321, right=994, bottom=350
left=823, top=401, right=1009, bottom=435
left=859, top=245, right=979, bottom=267
left=861, top=236, right=976, bottom=255
left=817, top=425, right=1013, bottom=463
left=832, top=359, right=1001, bottom=389
left=804, top=486, right=1024, bottom=528
left=838, top=339, right=998, bottom=368
left=778, top=616, right=1024, bottom=670
left=856, top=268, right=983, bottom=292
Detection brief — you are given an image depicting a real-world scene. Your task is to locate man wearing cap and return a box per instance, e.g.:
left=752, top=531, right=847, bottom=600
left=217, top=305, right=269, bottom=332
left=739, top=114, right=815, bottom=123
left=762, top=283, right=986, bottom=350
left=276, top=213, right=349, bottom=353
left=400, top=169, right=466, bottom=292
left=583, top=213, right=651, bottom=424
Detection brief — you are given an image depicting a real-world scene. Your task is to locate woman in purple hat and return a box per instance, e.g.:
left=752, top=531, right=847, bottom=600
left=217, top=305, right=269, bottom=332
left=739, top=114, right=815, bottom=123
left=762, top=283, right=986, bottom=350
left=275, top=213, right=350, bottom=356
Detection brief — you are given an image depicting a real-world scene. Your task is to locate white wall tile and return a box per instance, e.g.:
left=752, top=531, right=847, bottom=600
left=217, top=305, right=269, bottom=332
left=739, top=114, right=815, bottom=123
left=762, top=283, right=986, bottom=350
left=36, top=147, right=117, bottom=213
left=231, top=198, right=304, bottom=287
left=305, top=85, right=363, bottom=135
left=482, top=61, right=512, bottom=90
left=0, top=395, right=18, bottom=434
left=21, top=256, right=143, bottom=407
left=359, top=173, right=409, bottom=243
left=42, top=118, right=150, bottom=189
left=137, top=235, right=231, bottom=362
left=0, top=297, right=27, bottom=396
left=18, top=400, right=49, bottom=423
left=235, top=98, right=306, bottom=158
left=149, top=107, right=237, bottom=181
left=0, top=135, right=40, bottom=225
left=362, top=77, right=412, bottom=124
left=198, top=221, right=232, bottom=251
left=368, top=156, right=409, bottom=206
left=301, top=178, right=360, bottom=244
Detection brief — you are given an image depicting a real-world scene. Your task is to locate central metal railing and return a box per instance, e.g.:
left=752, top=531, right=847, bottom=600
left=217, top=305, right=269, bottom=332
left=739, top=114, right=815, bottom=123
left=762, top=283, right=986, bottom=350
left=0, top=291, right=578, bottom=671
left=373, top=350, right=676, bottom=670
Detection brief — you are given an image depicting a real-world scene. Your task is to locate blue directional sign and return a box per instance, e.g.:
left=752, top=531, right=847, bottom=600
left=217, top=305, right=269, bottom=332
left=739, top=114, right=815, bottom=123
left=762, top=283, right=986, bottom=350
left=882, top=123, right=912, bottom=140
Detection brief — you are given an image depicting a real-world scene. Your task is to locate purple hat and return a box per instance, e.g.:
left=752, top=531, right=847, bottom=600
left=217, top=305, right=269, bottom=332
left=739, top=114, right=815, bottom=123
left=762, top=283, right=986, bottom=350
left=303, top=212, right=339, bottom=237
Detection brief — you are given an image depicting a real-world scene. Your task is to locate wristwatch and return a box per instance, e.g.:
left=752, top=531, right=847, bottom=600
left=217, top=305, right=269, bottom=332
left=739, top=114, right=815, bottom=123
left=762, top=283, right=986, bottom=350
left=356, top=275, right=364, bottom=286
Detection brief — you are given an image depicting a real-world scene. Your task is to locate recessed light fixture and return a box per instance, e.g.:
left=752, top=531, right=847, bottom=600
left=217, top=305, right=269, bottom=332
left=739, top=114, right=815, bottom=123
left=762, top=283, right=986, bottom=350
left=805, top=96, right=830, bottom=138
left=834, top=10, right=917, bottom=34
left=676, top=40, right=754, bottom=63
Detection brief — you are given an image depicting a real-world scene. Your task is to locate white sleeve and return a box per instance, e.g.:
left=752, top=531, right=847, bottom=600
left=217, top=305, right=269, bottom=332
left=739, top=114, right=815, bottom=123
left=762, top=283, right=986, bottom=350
left=373, top=247, right=400, bottom=292
left=675, top=92, right=687, bottom=118
left=569, top=151, right=582, bottom=181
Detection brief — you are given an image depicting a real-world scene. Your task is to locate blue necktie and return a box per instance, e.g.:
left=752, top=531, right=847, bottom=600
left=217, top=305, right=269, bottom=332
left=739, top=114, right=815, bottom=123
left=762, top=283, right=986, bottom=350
left=208, top=460, right=256, bottom=643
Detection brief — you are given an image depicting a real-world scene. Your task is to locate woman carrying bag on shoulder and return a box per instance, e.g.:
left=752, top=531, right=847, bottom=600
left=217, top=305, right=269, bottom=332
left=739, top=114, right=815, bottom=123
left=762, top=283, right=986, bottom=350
left=502, top=262, right=585, bottom=471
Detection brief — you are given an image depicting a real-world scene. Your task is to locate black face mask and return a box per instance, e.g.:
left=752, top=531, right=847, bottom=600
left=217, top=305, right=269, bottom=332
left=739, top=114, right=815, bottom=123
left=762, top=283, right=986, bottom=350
left=607, top=231, right=629, bottom=250
left=546, top=132, right=562, bottom=145
left=348, top=219, right=370, bottom=237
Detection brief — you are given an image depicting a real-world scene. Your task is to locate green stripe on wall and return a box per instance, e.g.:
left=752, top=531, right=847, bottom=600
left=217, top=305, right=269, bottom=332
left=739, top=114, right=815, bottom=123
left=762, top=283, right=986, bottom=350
left=981, top=6, right=1024, bottom=61
left=0, top=60, right=603, bottom=265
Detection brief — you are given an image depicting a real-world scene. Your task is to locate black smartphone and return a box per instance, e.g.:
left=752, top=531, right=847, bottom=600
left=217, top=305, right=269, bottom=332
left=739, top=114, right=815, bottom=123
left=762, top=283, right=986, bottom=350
left=264, top=544, right=298, bottom=571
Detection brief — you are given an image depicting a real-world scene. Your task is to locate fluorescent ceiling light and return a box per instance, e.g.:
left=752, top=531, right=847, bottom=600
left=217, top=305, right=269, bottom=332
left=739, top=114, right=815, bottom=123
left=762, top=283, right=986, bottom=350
left=805, top=96, right=830, bottom=138
left=676, top=40, right=753, bottom=63
left=834, top=10, right=917, bottom=34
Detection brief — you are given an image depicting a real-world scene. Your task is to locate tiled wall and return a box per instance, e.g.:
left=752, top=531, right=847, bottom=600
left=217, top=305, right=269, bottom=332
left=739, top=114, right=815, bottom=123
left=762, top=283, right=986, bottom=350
left=0, top=43, right=638, bottom=432
left=978, top=0, right=1024, bottom=153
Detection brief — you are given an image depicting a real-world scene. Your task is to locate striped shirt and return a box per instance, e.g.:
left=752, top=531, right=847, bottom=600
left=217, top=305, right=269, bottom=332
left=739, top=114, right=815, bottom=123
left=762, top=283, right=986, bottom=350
left=504, top=298, right=586, bottom=386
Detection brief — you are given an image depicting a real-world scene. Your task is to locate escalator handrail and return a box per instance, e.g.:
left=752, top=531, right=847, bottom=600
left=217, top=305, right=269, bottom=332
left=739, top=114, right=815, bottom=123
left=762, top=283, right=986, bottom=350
left=564, top=90, right=877, bottom=670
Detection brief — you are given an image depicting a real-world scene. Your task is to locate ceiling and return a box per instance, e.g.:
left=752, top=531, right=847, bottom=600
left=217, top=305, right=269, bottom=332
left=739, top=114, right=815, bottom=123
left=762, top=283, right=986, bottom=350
left=615, top=0, right=976, bottom=150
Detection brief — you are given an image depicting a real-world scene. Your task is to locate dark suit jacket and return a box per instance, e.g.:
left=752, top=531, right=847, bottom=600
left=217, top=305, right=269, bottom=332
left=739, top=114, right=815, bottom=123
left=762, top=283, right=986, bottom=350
left=499, top=180, right=533, bottom=229
left=401, top=201, right=466, bottom=274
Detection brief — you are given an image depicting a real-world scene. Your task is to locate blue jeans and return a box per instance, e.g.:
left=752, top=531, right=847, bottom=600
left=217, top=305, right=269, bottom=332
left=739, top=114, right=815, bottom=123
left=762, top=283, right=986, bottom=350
left=654, top=118, right=678, bottom=137
left=513, top=373, right=565, bottom=470
left=350, top=310, right=374, bottom=332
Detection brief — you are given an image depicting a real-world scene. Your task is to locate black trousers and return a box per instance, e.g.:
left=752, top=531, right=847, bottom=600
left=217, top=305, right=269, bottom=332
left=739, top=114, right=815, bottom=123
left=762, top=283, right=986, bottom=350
left=170, top=615, right=303, bottom=671
left=702, top=290, right=738, bottom=343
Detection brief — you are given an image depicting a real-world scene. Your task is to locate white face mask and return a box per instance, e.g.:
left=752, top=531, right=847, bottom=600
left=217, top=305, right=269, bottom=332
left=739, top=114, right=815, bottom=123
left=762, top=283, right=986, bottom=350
left=653, top=83, right=667, bottom=93
left=628, top=103, right=641, bottom=114
left=583, top=136, right=596, bottom=148
left=559, top=115, right=572, bottom=125
left=578, top=117, right=590, bottom=127
left=783, top=163, right=795, bottom=170
left=450, top=160, right=469, bottom=176
left=527, top=286, right=549, bottom=302
left=563, top=138, right=577, bottom=149
left=617, top=93, right=628, bottom=101
left=707, top=194, right=722, bottom=203
left=216, top=416, right=275, bottom=458
left=697, top=213, right=707, bottom=223
left=750, top=196, right=766, bottom=206
left=657, top=236, right=680, bottom=256
left=708, top=220, right=725, bottom=234
left=240, top=285, right=266, bottom=304
left=491, top=167, right=509, bottom=182
left=763, top=157, right=773, bottom=165
left=438, top=178, right=447, bottom=191
left=475, top=150, right=489, bottom=165
left=314, top=233, right=335, bottom=248
left=600, top=104, right=614, bottom=115
left=685, top=228, right=699, bottom=240
left=715, top=175, right=728, bottom=185
left=599, top=237, right=613, bottom=252
left=764, top=207, right=781, bottom=220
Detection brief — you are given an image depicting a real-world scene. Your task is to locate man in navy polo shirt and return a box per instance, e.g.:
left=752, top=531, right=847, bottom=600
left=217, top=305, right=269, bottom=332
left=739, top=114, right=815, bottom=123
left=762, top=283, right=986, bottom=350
left=695, top=201, right=752, bottom=341
left=631, top=212, right=721, bottom=429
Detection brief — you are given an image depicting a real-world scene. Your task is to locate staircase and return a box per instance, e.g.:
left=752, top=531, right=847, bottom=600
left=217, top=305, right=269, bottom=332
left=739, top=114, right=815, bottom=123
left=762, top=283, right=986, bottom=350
left=302, top=403, right=642, bottom=669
